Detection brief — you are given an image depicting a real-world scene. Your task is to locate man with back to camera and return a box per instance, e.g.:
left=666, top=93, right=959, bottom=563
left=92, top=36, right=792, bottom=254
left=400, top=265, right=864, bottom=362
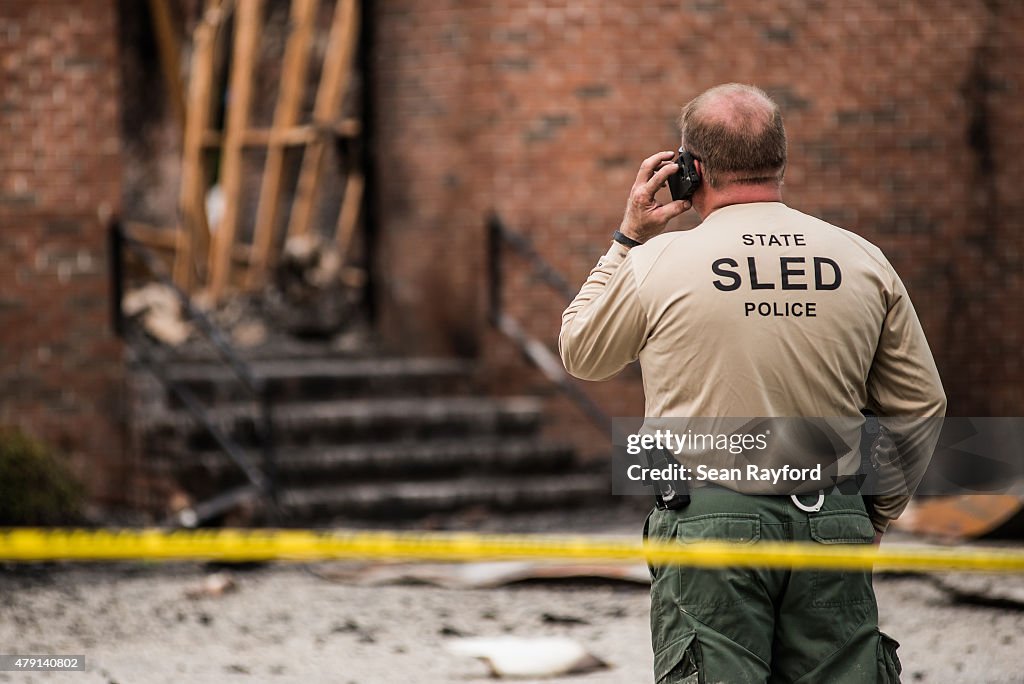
left=559, top=83, right=946, bottom=682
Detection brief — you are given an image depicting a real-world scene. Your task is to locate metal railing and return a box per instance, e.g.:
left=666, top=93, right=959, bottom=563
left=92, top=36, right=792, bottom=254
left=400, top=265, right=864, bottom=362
left=109, top=220, right=277, bottom=527
left=486, top=214, right=613, bottom=433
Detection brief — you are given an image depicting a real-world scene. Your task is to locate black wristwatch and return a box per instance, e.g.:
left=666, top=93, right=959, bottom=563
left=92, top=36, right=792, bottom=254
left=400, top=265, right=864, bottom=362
left=612, top=230, right=642, bottom=248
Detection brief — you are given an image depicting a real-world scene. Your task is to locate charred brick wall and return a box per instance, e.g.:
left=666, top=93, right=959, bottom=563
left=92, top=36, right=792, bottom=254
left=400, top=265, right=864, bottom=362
left=371, top=0, right=1024, bottom=457
left=0, top=0, right=126, bottom=501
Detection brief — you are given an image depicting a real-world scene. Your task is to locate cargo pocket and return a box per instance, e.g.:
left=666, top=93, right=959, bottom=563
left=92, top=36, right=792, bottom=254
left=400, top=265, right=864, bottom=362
left=877, top=631, right=902, bottom=683
left=675, top=513, right=761, bottom=545
left=670, top=514, right=761, bottom=620
left=807, top=511, right=876, bottom=610
left=809, top=511, right=875, bottom=544
left=655, top=629, right=702, bottom=684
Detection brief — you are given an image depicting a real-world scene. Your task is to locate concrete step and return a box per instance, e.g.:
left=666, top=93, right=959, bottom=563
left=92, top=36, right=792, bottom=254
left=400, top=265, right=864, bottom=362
left=172, top=438, right=575, bottom=483
left=141, top=396, right=545, bottom=451
left=163, top=357, right=474, bottom=405
left=171, top=338, right=355, bottom=362
left=277, top=473, right=611, bottom=519
left=132, top=350, right=591, bottom=525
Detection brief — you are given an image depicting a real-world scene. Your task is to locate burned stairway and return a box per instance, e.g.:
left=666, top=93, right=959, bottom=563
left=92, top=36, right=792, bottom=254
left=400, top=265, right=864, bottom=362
left=138, top=355, right=609, bottom=525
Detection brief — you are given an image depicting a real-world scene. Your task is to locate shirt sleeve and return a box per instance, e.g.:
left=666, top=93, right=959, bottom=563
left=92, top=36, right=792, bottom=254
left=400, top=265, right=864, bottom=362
left=559, top=241, right=648, bottom=381
left=865, top=266, right=947, bottom=533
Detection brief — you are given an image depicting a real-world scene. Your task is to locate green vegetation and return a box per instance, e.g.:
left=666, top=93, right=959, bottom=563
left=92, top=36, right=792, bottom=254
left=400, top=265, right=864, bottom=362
left=0, top=426, right=83, bottom=525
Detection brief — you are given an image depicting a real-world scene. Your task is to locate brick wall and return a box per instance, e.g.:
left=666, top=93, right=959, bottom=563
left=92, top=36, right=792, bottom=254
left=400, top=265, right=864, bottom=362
left=0, top=0, right=126, bottom=501
left=0, top=0, right=1020, bottom=505
left=371, top=0, right=1024, bottom=458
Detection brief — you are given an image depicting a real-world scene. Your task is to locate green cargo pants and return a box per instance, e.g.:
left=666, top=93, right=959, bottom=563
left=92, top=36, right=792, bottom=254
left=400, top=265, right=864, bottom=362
left=644, top=489, right=902, bottom=683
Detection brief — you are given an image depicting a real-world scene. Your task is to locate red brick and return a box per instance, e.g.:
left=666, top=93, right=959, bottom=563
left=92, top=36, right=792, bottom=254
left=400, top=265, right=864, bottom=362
left=370, top=0, right=1024, bottom=460
left=0, top=0, right=125, bottom=505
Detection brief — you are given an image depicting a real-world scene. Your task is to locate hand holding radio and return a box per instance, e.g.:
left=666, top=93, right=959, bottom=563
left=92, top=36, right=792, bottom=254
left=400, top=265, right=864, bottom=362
left=618, top=149, right=697, bottom=244
left=668, top=147, right=702, bottom=202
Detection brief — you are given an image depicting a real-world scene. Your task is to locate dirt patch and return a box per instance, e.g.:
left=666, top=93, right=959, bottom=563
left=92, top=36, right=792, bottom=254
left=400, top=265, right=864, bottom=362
left=1, top=557, right=1023, bottom=683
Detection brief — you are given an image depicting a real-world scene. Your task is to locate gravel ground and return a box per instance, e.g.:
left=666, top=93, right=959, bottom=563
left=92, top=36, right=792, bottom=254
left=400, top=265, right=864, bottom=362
left=2, top=550, right=1024, bottom=684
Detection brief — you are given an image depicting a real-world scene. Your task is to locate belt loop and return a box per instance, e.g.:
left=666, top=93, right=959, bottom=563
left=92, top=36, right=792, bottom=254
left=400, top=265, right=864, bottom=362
left=790, top=492, right=825, bottom=513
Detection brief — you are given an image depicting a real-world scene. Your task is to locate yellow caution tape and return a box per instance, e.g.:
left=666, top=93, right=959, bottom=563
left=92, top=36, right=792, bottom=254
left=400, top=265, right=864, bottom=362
left=1, top=528, right=1023, bottom=573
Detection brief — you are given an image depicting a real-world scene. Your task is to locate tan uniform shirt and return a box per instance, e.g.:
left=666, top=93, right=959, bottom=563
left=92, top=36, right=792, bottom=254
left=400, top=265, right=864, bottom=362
left=560, top=202, right=946, bottom=531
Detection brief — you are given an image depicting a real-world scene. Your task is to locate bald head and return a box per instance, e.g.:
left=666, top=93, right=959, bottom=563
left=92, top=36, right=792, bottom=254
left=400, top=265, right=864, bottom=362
left=679, top=83, right=787, bottom=188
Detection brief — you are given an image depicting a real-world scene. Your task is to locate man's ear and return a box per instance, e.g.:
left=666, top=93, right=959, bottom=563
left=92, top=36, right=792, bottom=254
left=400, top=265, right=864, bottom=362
left=692, top=158, right=707, bottom=192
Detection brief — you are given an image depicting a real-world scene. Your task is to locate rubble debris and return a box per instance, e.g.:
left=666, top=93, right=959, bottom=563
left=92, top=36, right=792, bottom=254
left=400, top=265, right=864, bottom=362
left=184, top=572, right=237, bottom=599
left=540, top=613, right=589, bottom=626
left=894, top=494, right=1024, bottom=539
left=308, top=561, right=651, bottom=589
left=123, top=232, right=364, bottom=352
left=328, top=618, right=376, bottom=644
left=330, top=619, right=360, bottom=634
left=268, top=233, right=358, bottom=338
left=439, top=625, right=469, bottom=637
left=121, top=227, right=371, bottom=358
left=167, top=489, right=194, bottom=517
left=230, top=320, right=267, bottom=348
left=928, top=574, right=1024, bottom=611
left=123, top=283, right=191, bottom=345
left=282, top=234, right=341, bottom=289
left=446, top=636, right=608, bottom=678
